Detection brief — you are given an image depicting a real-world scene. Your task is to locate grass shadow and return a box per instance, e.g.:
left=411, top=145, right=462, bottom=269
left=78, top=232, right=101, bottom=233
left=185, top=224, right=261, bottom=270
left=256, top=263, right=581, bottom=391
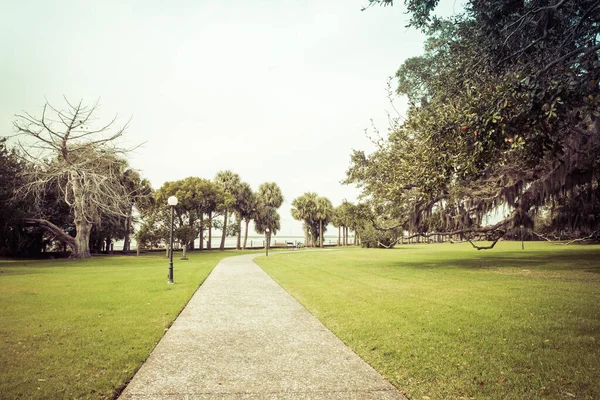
left=382, top=244, right=600, bottom=274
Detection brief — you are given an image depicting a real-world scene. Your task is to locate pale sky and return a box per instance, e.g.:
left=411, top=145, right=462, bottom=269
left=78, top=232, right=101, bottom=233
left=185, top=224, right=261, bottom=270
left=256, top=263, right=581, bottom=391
left=0, top=0, right=461, bottom=236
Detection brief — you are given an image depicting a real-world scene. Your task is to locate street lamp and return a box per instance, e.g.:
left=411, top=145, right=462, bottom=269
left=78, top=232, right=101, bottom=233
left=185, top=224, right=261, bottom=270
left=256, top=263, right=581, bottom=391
left=167, top=195, right=178, bottom=284
left=265, top=227, right=270, bottom=257
left=520, top=224, right=524, bottom=250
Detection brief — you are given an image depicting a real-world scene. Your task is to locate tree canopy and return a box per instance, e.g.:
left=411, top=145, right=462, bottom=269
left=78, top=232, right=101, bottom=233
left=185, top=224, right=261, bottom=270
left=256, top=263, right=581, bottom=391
left=349, top=0, right=600, bottom=242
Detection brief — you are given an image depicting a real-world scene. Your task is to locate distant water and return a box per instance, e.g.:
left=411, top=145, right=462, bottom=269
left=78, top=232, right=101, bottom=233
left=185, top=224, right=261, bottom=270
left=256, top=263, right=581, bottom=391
left=112, top=235, right=351, bottom=250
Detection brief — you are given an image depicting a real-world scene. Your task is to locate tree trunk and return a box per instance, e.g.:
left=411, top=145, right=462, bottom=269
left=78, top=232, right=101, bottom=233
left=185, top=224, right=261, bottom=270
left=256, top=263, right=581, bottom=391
left=220, top=211, right=228, bottom=250
left=320, top=219, right=324, bottom=248
left=243, top=219, right=250, bottom=249
left=123, top=206, right=133, bottom=252
left=236, top=216, right=242, bottom=250
left=338, top=226, right=341, bottom=246
left=208, top=212, right=212, bottom=250
left=304, top=224, right=309, bottom=248
left=70, top=173, right=93, bottom=258
left=105, top=237, right=111, bottom=254
left=199, top=216, right=204, bottom=251
left=188, top=218, right=195, bottom=250
left=72, top=219, right=92, bottom=258
left=354, top=230, right=358, bottom=246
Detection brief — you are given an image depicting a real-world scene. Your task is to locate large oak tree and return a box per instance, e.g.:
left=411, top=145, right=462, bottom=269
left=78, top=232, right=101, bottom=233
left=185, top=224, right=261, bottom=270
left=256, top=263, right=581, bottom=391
left=12, top=99, right=144, bottom=258
left=349, top=0, right=600, bottom=244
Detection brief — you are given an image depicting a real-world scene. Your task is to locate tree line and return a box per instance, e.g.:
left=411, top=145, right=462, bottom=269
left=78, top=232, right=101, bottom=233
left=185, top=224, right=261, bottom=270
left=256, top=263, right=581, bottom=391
left=0, top=99, right=373, bottom=258
left=6, top=1, right=595, bottom=254
left=136, top=174, right=284, bottom=254
left=0, top=99, right=289, bottom=258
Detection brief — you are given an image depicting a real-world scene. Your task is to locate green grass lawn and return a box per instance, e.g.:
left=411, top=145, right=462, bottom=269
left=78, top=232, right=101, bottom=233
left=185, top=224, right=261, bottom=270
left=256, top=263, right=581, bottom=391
left=256, top=242, right=600, bottom=399
left=0, top=250, right=257, bottom=399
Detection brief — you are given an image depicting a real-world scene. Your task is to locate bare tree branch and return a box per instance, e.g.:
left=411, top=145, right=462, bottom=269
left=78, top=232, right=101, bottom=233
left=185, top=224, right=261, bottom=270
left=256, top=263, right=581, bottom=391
left=533, top=230, right=600, bottom=245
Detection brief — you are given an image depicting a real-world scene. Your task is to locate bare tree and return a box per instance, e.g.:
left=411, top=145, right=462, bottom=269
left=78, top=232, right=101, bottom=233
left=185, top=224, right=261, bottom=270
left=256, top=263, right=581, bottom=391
left=12, top=98, right=137, bottom=258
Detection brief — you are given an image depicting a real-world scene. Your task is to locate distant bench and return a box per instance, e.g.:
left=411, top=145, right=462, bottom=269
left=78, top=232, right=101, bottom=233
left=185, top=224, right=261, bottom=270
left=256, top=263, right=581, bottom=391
left=272, top=240, right=296, bottom=248
left=273, top=240, right=298, bottom=249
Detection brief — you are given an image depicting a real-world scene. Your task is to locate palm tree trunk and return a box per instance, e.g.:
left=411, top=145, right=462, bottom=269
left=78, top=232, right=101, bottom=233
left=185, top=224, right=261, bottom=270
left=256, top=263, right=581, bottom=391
left=208, top=211, right=212, bottom=250
left=243, top=219, right=250, bottom=249
left=338, top=226, right=341, bottom=246
left=220, top=211, right=228, bottom=250
left=304, top=223, right=309, bottom=247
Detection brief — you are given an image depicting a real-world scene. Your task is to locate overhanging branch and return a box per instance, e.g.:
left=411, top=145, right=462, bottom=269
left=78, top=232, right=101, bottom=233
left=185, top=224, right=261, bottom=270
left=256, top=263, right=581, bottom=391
left=24, top=218, right=76, bottom=250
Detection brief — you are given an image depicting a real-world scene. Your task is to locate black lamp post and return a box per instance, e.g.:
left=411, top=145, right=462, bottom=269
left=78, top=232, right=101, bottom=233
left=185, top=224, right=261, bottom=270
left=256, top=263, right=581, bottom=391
left=520, top=224, right=524, bottom=250
left=265, top=227, right=270, bottom=257
left=167, top=195, right=178, bottom=284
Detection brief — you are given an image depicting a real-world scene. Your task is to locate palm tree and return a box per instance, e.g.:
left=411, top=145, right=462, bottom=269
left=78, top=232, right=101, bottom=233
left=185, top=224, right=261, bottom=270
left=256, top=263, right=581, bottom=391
left=258, top=182, right=284, bottom=209
left=331, top=207, right=342, bottom=246
left=234, top=182, right=255, bottom=250
left=337, top=200, right=354, bottom=246
left=251, top=182, right=284, bottom=248
left=205, top=184, right=224, bottom=250
left=193, top=179, right=220, bottom=250
left=240, top=190, right=257, bottom=249
left=291, top=192, right=318, bottom=247
left=214, top=170, right=241, bottom=250
left=315, top=197, right=334, bottom=248
left=254, top=205, right=281, bottom=246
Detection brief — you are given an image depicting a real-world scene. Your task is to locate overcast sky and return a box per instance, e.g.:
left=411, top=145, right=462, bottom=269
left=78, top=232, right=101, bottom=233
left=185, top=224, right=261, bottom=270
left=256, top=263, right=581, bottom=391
left=0, top=0, right=461, bottom=237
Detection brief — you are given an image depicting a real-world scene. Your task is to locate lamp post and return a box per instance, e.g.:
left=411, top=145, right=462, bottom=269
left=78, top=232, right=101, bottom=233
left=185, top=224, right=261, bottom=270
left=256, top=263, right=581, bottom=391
left=520, top=224, right=524, bottom=250
left=265, top=227, right=270, bottom=257
left=167, top=195, right=178, bottom=284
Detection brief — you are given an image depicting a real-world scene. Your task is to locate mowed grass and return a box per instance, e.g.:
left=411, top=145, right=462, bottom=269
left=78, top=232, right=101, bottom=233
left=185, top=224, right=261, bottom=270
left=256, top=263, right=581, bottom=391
left=256, top=242, right=600, bottom=399
left=0, top=250, right=257, bottom=399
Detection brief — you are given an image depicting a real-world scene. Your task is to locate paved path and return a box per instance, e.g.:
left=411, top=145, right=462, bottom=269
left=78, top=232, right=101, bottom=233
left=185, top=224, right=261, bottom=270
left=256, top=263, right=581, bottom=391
left=120, top=253, right=404, bottom=399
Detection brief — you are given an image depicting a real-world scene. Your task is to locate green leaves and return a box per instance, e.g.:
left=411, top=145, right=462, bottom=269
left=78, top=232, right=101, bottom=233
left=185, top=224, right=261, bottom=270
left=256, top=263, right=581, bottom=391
left=350, top=0, right=600, bottom=237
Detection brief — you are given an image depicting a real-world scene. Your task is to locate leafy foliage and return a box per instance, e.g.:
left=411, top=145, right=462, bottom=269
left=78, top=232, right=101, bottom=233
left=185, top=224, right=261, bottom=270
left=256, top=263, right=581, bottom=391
left=350, top=0, right=600, bottom=240
left=291, top=193, right=334, bottom=247
left=0, top=138, right=43, bottom=256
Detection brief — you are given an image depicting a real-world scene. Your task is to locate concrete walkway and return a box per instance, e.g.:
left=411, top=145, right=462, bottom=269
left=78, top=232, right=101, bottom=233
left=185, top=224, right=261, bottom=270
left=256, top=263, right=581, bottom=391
left=120, top=253, right=404, bottom=399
